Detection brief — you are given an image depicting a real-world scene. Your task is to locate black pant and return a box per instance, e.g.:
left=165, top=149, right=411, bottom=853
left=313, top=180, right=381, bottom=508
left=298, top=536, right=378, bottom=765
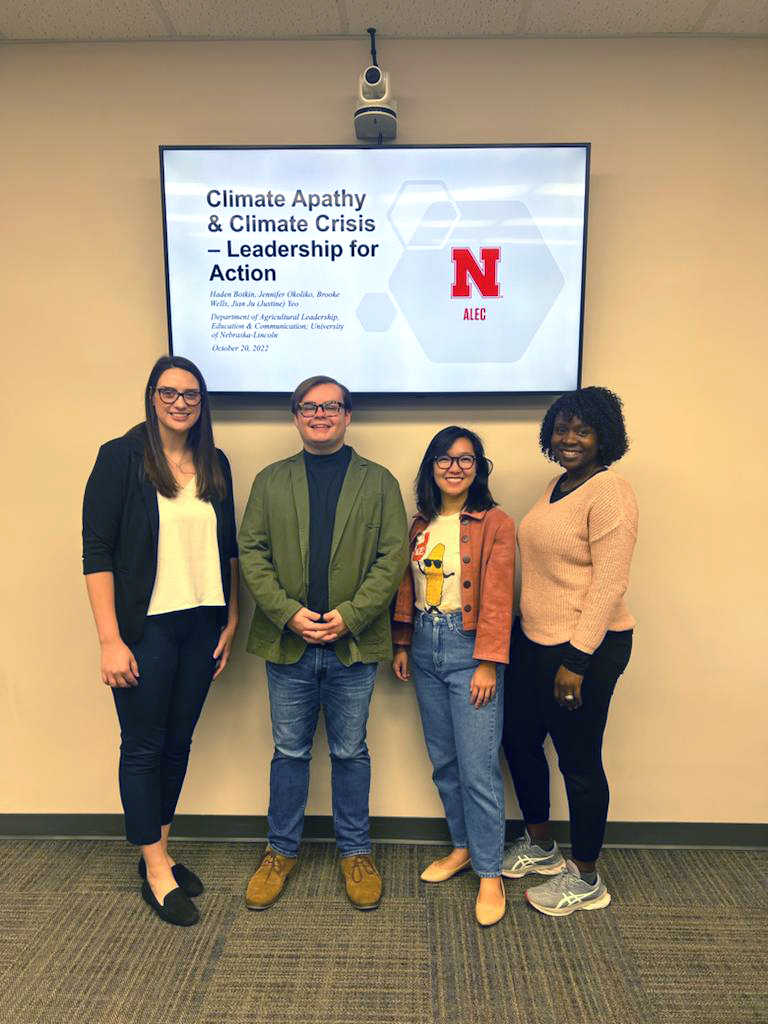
left=112, top=606, right=221, bottom=845
left=501, top=620, right=632, bottom=863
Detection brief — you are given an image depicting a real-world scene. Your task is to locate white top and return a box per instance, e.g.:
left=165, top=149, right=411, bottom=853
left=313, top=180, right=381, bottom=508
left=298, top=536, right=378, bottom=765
left=411, top=514, right=462, bottom=613
left=147, top=478, right=225, bottom=616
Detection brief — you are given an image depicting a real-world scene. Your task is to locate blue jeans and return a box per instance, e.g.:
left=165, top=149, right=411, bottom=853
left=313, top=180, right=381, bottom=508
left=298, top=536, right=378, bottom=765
left=266, top=646, right=377, bottom=858
left=411, top=611, right=505, bottom=877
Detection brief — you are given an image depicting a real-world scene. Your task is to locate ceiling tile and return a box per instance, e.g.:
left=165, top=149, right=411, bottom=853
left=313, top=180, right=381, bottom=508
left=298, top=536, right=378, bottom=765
left=159, top=0, right=343, bottom=37
left=0, top=0, right=764, bottom=42
left=0, top=0, right=170, bottom=40
left=348, top=0, right=525, bottom=38
left=699, top=0, right=768, bottom=33
left=524, top=0, right=711, bottom=35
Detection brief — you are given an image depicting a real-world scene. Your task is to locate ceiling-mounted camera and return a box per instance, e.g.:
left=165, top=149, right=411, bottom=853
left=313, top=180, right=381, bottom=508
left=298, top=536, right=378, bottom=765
left=355, top=28, right=397, bottom=142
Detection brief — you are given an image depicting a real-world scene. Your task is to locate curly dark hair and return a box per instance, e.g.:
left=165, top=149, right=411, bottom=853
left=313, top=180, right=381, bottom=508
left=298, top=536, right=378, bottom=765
left=539, top=386, right=630, bottom=466
left=415, top=426, right=497, bottom=521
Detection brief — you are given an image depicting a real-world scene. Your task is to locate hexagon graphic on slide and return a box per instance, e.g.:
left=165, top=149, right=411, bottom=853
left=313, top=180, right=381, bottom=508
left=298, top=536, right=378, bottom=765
left=387, top=181, right=460, bottom=249
left=389, top=200, right=565, bottom=363
left=356, top=292, right=397, bottom=332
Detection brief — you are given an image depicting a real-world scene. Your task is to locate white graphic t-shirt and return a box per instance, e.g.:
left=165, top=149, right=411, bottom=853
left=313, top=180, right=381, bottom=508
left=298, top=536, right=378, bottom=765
left=411, top=514, right=462, bottom=613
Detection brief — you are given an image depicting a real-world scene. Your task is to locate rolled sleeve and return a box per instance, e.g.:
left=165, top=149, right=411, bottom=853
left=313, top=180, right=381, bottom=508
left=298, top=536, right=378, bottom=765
left=82, top=442, right=127, bottom=575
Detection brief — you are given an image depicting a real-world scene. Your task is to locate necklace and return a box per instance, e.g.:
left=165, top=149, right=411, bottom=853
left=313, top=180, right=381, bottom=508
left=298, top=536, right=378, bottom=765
left=165, top=451, right=195, bottom=474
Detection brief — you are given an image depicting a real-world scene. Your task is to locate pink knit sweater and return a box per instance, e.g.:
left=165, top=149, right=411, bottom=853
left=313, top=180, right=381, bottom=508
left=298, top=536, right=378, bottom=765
left=518, top=470, right=638, bottom=654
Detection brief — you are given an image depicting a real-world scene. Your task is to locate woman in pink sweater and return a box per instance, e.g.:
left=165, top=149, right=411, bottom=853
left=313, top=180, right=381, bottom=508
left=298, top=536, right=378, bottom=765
left=501, top=387, right=638, bottom=917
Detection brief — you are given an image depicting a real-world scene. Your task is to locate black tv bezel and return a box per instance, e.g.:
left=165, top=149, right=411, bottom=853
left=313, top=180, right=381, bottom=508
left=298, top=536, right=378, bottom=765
left=159, top=142, right=590, bottom=401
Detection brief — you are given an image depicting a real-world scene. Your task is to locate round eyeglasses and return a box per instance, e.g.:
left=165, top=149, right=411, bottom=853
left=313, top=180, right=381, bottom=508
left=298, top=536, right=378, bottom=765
left=434, top=454, right=476, bottom=471
left=154, top=387, right=202, bottom=406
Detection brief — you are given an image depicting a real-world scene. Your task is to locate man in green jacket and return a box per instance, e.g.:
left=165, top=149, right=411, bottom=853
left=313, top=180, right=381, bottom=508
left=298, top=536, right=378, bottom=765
left=240, top=375, right=408, bottom=912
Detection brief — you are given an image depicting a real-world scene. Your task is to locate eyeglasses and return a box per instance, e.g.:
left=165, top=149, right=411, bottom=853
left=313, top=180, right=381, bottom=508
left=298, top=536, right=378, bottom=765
left=434, top=454, right=476, bottom=471
left=296, top=401, right=346, bottom=418
left=154, top=387, right=202, bottom=406
left=422, top=558, right=443, bottom=568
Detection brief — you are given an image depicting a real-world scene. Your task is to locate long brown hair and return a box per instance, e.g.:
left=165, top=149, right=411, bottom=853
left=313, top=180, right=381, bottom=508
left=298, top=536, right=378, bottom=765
left=139, top=356, right=226, bottom=501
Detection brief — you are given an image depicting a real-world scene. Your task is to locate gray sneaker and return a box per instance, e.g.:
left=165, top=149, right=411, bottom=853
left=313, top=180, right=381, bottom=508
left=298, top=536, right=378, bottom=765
left=525, top=860, right=611, bottom=917
left=501, top=830, right=565, bottom=878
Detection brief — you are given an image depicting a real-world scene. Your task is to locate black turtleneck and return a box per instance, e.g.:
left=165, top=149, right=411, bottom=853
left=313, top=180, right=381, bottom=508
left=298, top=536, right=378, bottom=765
left=303, top=445, right=352, bottom=615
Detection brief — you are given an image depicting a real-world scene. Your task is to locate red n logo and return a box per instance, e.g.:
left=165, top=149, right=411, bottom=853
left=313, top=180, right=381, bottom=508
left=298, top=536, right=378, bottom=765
left=451, top=247, right=501, bottom=298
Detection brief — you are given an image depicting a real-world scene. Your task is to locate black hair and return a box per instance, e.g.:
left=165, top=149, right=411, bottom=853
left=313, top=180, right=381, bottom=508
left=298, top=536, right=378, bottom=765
left=290, top=375, right=352, bottom=414
left=415, top=426, right=497, bottom=521
left=539, top=386, right=629, bottom=466
left=137, top=355, right=226, bottom=501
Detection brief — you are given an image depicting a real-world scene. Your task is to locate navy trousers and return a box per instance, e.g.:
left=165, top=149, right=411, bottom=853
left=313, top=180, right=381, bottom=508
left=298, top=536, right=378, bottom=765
left=112, top=606, right=221, bottom=845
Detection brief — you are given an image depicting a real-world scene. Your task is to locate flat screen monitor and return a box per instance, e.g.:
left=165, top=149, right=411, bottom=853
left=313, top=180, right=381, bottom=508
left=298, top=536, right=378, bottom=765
left=160, top=144, right=589, bottom=395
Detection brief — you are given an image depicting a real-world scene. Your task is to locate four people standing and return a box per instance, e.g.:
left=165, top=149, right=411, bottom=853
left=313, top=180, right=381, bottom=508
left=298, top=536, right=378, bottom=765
left=84, top=372, right=637, bottom=927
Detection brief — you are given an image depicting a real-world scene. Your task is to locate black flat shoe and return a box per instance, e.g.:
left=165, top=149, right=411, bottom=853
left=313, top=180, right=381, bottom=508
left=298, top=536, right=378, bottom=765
left=138, top=857, right=204, bottom=897
left=140, top=880, right=199, bottom=926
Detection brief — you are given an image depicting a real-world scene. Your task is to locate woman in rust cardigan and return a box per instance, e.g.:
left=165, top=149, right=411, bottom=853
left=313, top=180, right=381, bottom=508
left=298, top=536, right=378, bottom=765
left=392, top=426, right=515, bottom=927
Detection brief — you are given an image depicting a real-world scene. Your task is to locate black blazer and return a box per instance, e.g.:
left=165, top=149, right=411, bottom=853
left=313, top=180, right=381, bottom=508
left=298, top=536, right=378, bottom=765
left=82, top=429, right=238, bottom=645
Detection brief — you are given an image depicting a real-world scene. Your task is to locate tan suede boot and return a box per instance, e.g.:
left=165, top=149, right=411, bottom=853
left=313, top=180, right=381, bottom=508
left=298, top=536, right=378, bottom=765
left=245, top=850, right=297, bottom=910
left=340, top=854, right=382, bottom=910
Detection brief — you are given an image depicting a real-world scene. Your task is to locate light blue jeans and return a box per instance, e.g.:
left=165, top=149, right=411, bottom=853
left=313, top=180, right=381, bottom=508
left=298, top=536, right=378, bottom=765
left=411, top=611, right=505, bottom=877
left=266, top=646, right=377, bottom=858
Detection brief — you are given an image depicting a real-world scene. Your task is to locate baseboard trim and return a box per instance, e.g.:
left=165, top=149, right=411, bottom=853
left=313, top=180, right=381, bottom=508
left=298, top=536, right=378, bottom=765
left=0, top=814, right=765, bottom=849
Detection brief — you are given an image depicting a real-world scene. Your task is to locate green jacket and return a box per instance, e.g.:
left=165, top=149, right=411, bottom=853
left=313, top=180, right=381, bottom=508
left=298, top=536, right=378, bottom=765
left=239, top=448, right=408, bottom=666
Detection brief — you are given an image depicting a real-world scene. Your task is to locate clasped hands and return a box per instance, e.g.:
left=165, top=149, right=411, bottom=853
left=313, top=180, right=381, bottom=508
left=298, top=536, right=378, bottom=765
left=287, top=606, right=348, bottom=644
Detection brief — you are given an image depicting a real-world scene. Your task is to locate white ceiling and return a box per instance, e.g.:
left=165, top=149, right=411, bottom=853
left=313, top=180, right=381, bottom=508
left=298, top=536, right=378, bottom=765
left=1, top=0, right=766, bottom=42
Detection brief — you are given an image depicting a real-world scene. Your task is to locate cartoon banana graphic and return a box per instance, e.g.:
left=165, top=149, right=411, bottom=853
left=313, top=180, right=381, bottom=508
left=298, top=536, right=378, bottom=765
left=421, top=542, right=450, bottom=608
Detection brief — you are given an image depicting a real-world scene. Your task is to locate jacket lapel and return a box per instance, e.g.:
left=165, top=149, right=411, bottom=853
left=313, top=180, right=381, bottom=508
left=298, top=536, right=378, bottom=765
left=330, top=450, right=366, bottom=560
left=289, top=455, right=310, bottom=576
left=136, top=451, right=159, bottom=551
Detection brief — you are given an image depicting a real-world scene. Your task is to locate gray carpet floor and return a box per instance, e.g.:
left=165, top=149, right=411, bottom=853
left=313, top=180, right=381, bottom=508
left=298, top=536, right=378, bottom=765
left=0, top=840, right=765, bottom=1024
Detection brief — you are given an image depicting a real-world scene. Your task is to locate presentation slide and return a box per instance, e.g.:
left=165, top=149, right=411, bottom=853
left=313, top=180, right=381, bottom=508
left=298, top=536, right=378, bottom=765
left=160, top=145, right=589, bottom=394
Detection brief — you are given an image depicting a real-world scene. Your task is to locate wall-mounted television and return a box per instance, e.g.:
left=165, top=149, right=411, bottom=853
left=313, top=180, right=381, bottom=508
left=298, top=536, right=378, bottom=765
left=160, top=144, right=589, bottom=396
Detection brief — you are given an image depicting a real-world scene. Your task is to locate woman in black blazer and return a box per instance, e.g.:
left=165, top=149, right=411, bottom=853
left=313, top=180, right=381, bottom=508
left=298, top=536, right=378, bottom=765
left=83, top=355, right=239, bottom=926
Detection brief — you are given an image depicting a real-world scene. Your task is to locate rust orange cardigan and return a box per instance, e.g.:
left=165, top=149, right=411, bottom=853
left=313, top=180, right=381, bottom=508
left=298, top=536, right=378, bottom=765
left=392, top=506, right=516, bottom=664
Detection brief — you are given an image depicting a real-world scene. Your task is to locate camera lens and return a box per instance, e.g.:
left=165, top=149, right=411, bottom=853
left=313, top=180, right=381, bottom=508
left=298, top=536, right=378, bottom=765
left=364, top=66, right=382, bottom=86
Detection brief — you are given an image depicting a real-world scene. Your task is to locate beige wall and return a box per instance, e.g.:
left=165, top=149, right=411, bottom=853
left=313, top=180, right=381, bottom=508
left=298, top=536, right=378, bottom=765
left=1, top=37, right=766, bottom=825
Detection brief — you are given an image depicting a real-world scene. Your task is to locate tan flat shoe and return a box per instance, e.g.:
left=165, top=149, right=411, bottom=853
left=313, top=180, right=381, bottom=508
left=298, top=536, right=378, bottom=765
left=475, top=879, right=506, bottom=927
left=420, top=855, right=472, bottom=883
